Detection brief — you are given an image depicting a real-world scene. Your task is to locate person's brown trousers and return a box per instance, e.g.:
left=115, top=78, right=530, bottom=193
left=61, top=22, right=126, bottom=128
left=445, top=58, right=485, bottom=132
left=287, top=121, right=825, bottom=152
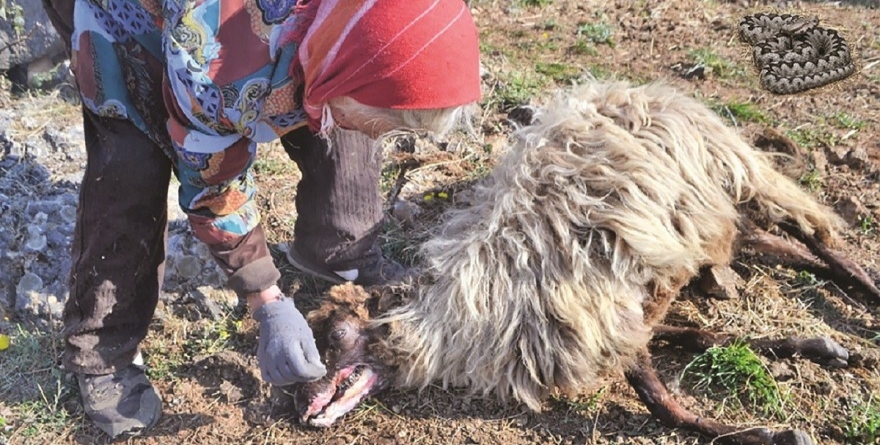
left=280, top=127, right=386, bottom=272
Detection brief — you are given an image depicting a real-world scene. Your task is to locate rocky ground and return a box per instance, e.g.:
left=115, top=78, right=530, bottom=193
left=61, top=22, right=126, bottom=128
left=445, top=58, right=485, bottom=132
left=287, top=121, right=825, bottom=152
left=0, top=92, right=231, bottom=326
left=1, top=0, right=880, bottom=444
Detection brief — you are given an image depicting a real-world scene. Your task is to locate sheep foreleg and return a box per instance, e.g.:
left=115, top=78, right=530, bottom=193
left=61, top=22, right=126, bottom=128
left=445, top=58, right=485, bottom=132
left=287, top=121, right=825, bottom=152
left=625, top=351, right=813, bottom=445
left=652, top=325, right=849, bottom=368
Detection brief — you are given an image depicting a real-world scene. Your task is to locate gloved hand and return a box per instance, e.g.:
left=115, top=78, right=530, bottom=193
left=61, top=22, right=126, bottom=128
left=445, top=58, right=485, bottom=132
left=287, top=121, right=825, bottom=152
left=252, top=297, right=327, bottom=385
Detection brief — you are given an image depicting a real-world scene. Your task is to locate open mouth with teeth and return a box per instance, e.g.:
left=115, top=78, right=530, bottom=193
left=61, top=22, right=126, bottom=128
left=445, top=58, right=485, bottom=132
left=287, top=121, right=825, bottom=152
left=298, top=364, right=385, bottom=427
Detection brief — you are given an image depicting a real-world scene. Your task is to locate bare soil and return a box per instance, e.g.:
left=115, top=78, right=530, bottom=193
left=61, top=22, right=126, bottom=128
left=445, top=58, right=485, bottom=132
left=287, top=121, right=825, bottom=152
left=4, top=0, right=880, bottom=444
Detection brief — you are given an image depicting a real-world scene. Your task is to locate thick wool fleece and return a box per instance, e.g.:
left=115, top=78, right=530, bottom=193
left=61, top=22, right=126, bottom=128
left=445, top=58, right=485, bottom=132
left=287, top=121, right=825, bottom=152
left=373, top=81, right=842, bottom=411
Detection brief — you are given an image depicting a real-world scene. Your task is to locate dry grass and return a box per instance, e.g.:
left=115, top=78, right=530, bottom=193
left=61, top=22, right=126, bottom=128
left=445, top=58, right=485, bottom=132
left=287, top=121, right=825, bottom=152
left=1, top=0, right=879, bottom=443
left=0, top=323, right=83, bottom=444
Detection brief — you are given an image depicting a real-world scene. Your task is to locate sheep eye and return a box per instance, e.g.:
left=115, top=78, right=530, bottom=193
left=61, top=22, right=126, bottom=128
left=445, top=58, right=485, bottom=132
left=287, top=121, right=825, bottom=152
left=330, top=328, right=347, bottom=341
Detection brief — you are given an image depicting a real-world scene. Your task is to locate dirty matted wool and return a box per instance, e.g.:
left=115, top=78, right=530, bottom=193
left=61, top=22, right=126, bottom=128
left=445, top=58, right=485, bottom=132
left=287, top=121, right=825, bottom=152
left=374, top=81, right=842, bottom=411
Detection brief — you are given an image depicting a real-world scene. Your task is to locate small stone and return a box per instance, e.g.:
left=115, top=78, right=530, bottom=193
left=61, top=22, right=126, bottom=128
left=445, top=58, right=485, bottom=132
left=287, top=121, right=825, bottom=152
left=26, top=224, right=43, bottom=237
left=45, top=229, right=68, bottom=248
left=392, top=200, right=421, bottom=224
left=194, top=241, right=210, bottom=258
left=846, top=147, right=869, bottom=170
left=17, top=272, right=43, bottom=293
left=60, top=205, right=77, bottom=223
left=768, top=361, right=795, bottom=382
left=5, top=142, right=23, bottom=157
left=189, top=288, right=225, bottom=320
left=0, top=287, right=12, bottom=309
left=219, top=380, right=243, bottom=403
left=33, top=212, right=48, bottom=226
left=836, top=196, right=867, bottom=225
left=24, top=234, right=48, bottom=252
left=811, top=150, right=828, bottom=175
left=203, top=269, right=227, bottom=289
left=175, top=255, right=202, bottom=279
left=20, top=116, right=38, bottom=131
left=697, top=265, right=742, bottom=300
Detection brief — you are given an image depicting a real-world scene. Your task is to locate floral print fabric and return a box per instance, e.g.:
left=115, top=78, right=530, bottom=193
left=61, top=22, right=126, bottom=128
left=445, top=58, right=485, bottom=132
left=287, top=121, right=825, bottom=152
left=71, top=0, right=308, bottom=242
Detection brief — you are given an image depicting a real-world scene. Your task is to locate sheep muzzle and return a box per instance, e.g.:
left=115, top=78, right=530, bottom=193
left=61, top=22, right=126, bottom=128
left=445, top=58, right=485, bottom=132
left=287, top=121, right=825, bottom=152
left=294, top=291, right=390, bottom=427
left=294, top=362, right=385, bottom=427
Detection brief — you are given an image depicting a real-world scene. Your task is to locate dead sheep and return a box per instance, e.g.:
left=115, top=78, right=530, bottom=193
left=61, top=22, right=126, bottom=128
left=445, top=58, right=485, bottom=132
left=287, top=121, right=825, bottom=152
left=293, top=80, right=879, bottom=445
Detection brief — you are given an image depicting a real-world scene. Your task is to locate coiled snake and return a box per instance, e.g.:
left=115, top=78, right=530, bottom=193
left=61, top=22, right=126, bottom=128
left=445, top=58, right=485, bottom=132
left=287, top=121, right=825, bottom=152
left=738, top=13, right=855, bottom=94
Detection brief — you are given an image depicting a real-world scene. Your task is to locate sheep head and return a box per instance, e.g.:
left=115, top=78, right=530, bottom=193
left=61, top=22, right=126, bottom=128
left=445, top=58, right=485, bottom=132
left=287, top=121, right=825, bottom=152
left=294, top=282, right=394, bottom=427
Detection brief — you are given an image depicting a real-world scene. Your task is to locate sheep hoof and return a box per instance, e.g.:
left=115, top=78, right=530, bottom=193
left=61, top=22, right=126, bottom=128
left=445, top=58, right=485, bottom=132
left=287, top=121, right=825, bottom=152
left=772, top=429, right=814, bottom=445
left=800, top=337, right=849, bottom=368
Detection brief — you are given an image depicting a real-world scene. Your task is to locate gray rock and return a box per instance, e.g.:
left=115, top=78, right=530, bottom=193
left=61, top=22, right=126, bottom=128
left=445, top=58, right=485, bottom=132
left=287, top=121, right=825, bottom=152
left=0, top=119, right=229, bottom=323
left=0, top=256, right=16, bottom=307
left=176, top=255, right=203, bottom=280
left=59, top=205, right=76, bottom=222
left=163, top=221, right=227, bottom=296
left=44, top=228, right=67, bottom=248
left=23, top=226, right=46, bottom=252
left=0, top=0, right=63, bottom=70
left=1, top=154, right=77, bottom=319
left=16, top=271, right=43, bottom=295
left=25, top=199, right=62, bottom=216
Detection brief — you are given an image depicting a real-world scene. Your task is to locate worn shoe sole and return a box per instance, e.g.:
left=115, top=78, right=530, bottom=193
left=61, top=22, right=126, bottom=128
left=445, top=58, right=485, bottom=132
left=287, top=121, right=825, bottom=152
left=283, top=244, right=346, bottom=284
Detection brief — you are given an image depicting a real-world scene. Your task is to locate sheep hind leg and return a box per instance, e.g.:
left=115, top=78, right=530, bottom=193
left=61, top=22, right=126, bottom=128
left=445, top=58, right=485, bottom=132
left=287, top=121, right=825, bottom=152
left=779, top=222, right=880, bottom=304
left=625, top=351, right=813, bottom=445
left=742, top=225, right=880, bottom=304
left=653, top=325, right=849, bottom=368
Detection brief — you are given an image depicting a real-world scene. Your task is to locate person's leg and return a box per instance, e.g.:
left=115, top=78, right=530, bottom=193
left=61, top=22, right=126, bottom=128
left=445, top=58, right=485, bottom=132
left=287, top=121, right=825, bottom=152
left=63, top=110, right=170, bottom=436
left=280, top=126, right=406, bottom=285
left=64, top=111, right=172, bottom=373
left=45, top=0, right=169, bottom=377
left=43, top=0, right=168, bottom=436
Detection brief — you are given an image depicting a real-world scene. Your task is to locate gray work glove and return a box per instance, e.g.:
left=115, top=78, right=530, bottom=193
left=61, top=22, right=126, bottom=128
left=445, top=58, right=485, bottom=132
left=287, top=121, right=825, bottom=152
left=253, top=297, right=326, bottom=385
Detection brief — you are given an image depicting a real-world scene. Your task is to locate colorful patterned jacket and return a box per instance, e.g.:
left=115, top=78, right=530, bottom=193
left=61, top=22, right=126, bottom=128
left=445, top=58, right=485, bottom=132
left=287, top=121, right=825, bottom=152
left=72, top=0, right=308, bottom=242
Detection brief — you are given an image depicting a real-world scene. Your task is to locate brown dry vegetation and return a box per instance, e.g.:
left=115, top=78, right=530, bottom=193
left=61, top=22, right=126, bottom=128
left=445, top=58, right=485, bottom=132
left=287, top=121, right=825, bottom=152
left=1, top=0, right=879, bottom=444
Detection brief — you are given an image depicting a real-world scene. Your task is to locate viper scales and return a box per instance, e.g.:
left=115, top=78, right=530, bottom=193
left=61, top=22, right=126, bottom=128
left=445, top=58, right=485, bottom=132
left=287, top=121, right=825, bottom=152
left=739, top=13, right=855, bottom=94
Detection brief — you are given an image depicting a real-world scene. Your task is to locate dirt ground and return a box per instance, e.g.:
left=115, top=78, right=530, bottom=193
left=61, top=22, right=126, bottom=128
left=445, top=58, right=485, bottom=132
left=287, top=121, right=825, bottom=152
left=3, top=0, right=880, bottom=444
